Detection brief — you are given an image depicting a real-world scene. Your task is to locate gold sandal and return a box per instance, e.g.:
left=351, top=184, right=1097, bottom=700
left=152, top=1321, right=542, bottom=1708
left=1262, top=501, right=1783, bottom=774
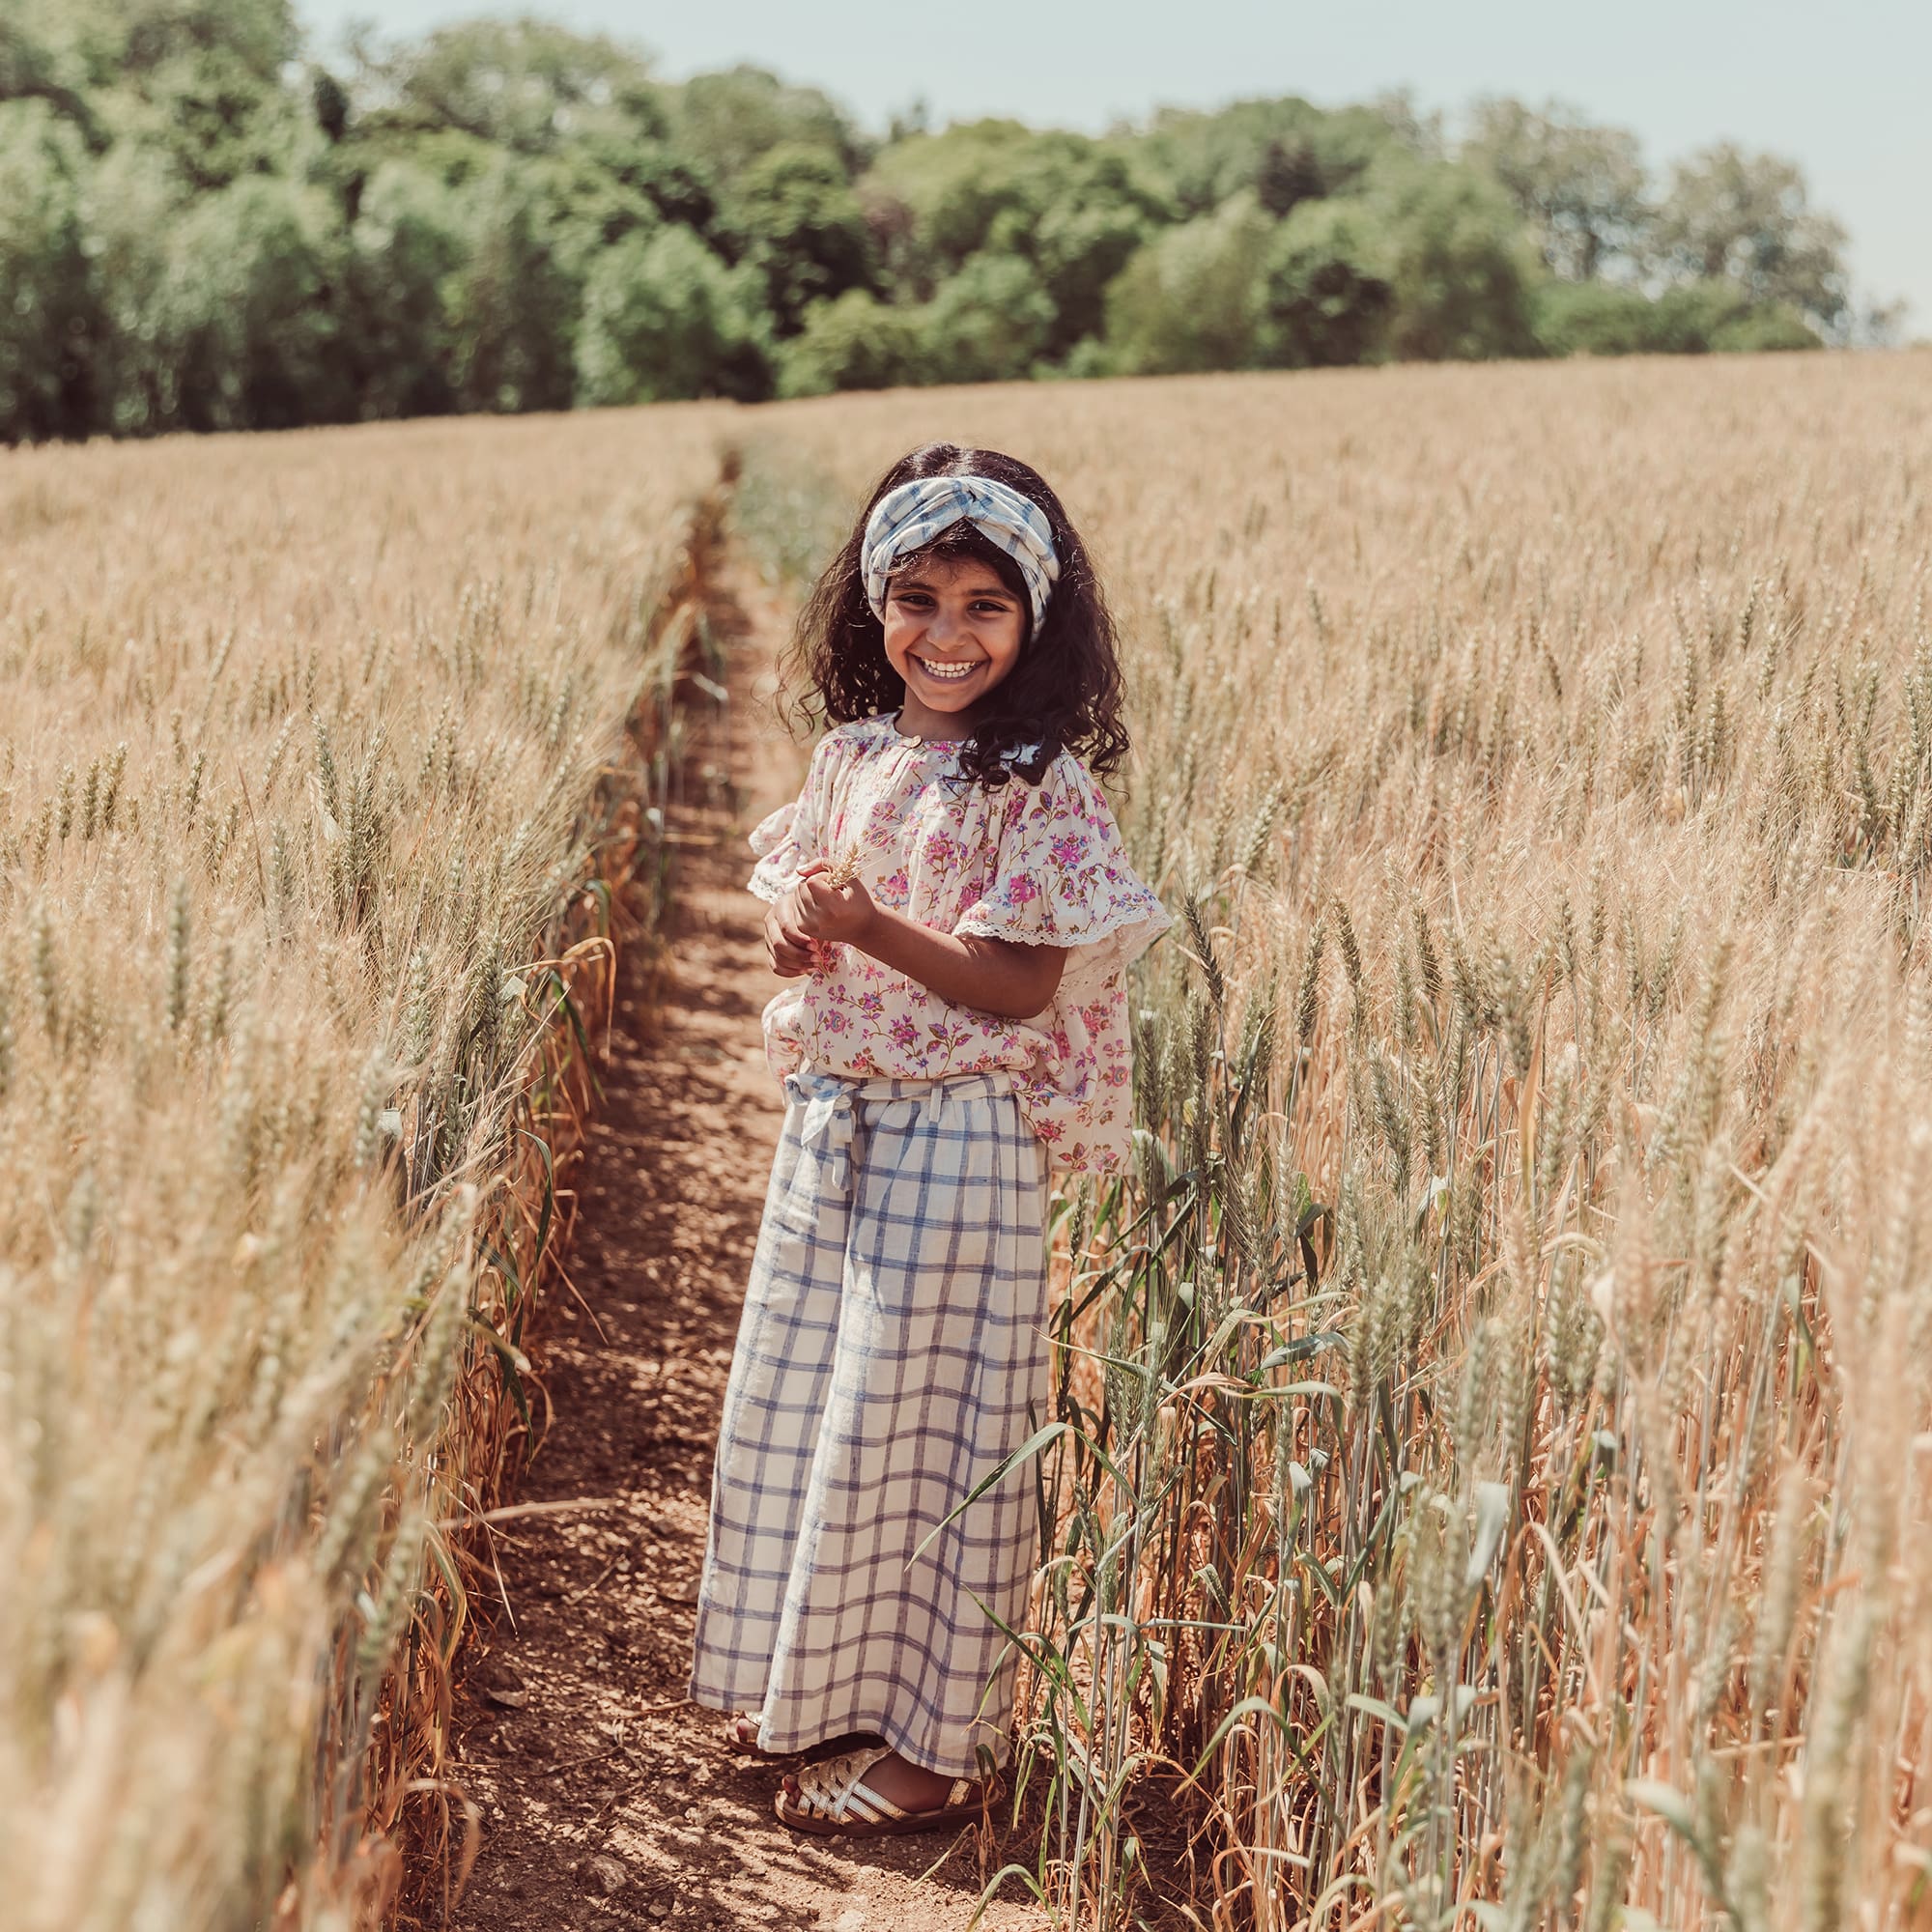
left=722, top=1711, right=773, bottom=1755
left=774, top=1745, right=993, bottom=1839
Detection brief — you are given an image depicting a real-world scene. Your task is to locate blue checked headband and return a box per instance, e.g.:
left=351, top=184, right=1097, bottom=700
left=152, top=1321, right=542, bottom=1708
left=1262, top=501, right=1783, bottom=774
left=861, top=474, right=1061, bottom=636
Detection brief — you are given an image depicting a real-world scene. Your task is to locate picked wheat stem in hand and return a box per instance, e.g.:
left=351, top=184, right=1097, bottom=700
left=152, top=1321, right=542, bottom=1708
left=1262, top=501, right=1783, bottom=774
left=821, top=852, right=862, bottom=888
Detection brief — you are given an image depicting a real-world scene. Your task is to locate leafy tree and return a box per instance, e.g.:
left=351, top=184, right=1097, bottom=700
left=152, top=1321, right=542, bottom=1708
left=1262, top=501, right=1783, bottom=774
left=1368, top=157, right=1539, bottom=361
left=730, top=141, right=872, bottom=335
left=520, top=144, right=664, bottom=284
left=1257, top=199, right=1394, bottom=368
left=0, top=99, right=102, bottom=438
left=574, top=224, right=769, bottom=404
left=864, top=120, right=1045, bottom=282
left=379, top=18, right=658, bottom=155
left=1528, top=280, right=1660, bottom=355
left=77, top=137, right=180, bottom=433
left=156, top=174, right=353, bottom=430
left=919, top=251, right=1055, bottom=384
left=0, top=34, right=1878, bottom=443
left=1029, top=155, right=1157, bottom=355
left=1464, top=97, right=1649, bottom=281
left=446, top=161, right=576, bottom=412
left=1136, top=97, right=1389, bottom=215
left=0, top=10, right=107, bottom=147
left=573, top=131, right=717, bottom=232
left=1102, top=193, right=1272, bottom=375
left=670, top=66, right=863, bottom=190
left=48, top=0, right=298, bottom=92
left=344, top=158, right=469, bottom=416
left=1531, top=277, right=1820, bottom=355
left=1256, top=135, right=1323, bottom=216
left=1653, top=143, right=1848, bottom=331
left=776, top=289, right=923, bottom=397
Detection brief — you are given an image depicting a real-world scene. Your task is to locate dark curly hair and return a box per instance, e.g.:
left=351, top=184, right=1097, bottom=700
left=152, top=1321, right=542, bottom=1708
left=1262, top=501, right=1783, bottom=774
left=780, top=441, right=1130, bottom=789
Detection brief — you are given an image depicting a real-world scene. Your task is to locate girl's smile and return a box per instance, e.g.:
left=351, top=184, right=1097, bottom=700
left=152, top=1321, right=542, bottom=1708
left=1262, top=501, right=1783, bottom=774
left=882, top=557, right=1026, bottom=738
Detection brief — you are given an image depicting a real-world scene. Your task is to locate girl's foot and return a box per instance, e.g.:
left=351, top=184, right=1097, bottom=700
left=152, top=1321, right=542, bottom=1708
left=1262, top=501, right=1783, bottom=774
left=775, top=1746, right=995, bottom=1839
left=722, top=1711, right=770, bottom=1754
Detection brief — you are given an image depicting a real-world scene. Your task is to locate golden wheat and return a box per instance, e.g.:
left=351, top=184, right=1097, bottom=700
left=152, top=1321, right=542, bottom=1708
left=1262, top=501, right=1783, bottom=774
left=738, top=351, right=1932, bottom=1931
left=0, top=407, right=725, bottom=1928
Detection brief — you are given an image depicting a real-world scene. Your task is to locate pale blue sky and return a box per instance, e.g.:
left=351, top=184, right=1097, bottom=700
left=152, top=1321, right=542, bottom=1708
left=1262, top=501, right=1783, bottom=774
left=301, top=0, right=1930, bottom=330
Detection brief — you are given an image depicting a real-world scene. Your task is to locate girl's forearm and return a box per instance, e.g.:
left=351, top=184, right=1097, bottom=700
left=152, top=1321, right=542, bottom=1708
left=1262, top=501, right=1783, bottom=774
left=852, top=905, right=1065, bottom=1019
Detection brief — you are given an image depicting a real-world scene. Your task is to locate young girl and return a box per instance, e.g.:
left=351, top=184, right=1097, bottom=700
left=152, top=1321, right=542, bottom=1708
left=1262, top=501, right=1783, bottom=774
left=687, top=442, right=1170, bottom=1838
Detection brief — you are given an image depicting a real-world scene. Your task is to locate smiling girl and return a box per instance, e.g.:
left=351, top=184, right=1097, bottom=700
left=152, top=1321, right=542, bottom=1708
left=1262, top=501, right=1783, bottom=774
left=686, top=442, right=1171, bottom=1838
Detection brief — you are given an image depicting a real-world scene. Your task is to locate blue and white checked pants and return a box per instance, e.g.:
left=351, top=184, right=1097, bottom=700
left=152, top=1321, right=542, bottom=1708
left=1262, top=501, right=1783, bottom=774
left=688, top=1067, right=1051, bottom=1776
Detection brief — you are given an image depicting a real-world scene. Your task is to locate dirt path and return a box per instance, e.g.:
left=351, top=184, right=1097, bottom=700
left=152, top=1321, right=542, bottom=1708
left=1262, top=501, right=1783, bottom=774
left=443, top=572, right=1052, bottom=1932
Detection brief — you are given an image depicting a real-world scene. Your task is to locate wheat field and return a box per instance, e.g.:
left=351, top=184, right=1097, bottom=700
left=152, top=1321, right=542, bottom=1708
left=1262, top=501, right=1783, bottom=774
left=735, top=352, right=1932, bottom=1930
left=0, top=408, right=725, bottom=1927
left=6, top=352, right=1931, bottom=1932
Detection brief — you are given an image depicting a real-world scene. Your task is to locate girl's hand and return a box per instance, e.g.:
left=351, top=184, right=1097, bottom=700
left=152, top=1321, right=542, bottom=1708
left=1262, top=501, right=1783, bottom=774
left=788, top=861, right=877, bottom=945
left=763, top=900, right=819, bottom=978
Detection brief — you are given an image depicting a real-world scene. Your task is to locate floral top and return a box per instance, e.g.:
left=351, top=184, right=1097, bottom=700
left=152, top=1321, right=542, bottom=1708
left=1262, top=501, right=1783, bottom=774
left=748, top=714, right=1173, bottom=1174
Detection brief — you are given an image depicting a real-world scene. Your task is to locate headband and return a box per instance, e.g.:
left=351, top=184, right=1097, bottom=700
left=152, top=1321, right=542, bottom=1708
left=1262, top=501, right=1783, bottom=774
left=861, top=474, right=1061, bottom=636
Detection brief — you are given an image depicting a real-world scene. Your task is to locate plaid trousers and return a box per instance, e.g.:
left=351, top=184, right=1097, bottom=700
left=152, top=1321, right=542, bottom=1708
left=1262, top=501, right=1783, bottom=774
left=687, top=1067, right=1051, bottom=1777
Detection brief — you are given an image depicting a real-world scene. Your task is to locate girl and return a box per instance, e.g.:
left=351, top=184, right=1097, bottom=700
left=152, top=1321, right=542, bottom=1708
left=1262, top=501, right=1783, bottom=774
left=687, top=442, right=1170, bottom=1838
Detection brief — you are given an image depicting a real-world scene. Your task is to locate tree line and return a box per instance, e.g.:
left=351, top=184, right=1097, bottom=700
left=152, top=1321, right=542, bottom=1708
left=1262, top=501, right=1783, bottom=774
left=0, top=0, right=1878, bottom=441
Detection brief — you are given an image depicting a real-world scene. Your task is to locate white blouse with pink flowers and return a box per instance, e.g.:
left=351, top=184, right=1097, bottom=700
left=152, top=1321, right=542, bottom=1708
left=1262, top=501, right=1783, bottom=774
left=747, top=714, right=1172, bottom=1175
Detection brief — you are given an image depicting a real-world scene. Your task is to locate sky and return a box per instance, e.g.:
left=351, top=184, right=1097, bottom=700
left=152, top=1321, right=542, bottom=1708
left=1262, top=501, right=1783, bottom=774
left=300, top=0, right=1931, bottom=332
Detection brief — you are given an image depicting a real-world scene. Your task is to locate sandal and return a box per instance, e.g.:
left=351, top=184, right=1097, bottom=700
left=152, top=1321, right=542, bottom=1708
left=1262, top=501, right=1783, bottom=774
left=722, top=1711, right=774, bottom=1755
left=774, top=1745, right=994, bottom=1839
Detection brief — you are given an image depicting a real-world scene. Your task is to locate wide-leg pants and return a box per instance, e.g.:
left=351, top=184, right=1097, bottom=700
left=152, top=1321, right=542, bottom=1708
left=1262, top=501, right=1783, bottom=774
left=687, top=1067, right=1051, bottom=1777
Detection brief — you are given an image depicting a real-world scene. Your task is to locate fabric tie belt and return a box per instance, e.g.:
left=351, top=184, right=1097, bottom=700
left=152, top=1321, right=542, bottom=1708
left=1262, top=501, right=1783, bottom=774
left=783, top=1067, right=1018, bottom=1191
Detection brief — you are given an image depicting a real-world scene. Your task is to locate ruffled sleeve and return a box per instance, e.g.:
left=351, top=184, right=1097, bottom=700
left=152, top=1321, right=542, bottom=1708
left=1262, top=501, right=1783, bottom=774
left=747, top=734, right=831, bottom=902
left=952, top=752, right=1172, bottom=1002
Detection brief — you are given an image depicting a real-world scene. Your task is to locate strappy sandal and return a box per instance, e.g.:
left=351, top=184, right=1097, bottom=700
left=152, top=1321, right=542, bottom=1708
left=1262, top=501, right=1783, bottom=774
left=722, top=1711, right=774, bottom=1755
left=773, top=1745, right=994, bottom=1839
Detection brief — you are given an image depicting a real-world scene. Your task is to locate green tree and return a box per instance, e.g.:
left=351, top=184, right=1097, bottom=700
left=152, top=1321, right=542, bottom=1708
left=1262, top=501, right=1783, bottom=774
left=1653, top=143, right=1848, bottom=332
left=573, top=225, right=769, bottom=405
left=1463, top=97, right=1650, bottom=280
left=730, top=141, right=872, bottom=335
left=344, top=157, right=469, bottom=416
left=1102, top=193, right=1272, bottom=375
left=776, top=290, right=923, bottom=397
left=1134, top=97, right=1405, bottom=216
left=1257, top=198, right=1394, bottom=368
left=1256, top=135, right=1323, bottom=216
left=520, top=144, right=664, bottom=284
left=1029, top=160, right=1155, bottom=355
left=0, top=99, right=102, bottom=438
left=44, top=0, right=297, bottom=92
left=75, top=137, right=179, bottom=434
left=863, top=120, right=1048, bottom=282
left=1369, top=158, right=1539, bottom=361
left=154, top=173, right=353, bottom=430
left=446, top=161, right=576, bottom=412
left=669, top=65, right=863, bottom=190
left=1531, top=277, right=1820, bottom=355
left=380, top=18, right=658, bottom=155
left=918, top=250, right=1055, bottom=384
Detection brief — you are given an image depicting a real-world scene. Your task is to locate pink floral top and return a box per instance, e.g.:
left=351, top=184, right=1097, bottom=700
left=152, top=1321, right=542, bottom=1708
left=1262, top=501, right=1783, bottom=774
left=748, top=714, right=1172, bottom=1174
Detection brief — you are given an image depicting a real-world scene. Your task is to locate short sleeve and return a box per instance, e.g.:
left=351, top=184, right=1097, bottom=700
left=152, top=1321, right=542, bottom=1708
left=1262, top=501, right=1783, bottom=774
left=953, top=753, right=1172, bottom=1001
left=747, top=736, right=830, bottom=902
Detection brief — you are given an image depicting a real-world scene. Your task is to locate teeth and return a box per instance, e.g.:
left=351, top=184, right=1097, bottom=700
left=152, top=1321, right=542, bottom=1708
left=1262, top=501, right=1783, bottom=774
left=915, top=657, right=979, bottom=681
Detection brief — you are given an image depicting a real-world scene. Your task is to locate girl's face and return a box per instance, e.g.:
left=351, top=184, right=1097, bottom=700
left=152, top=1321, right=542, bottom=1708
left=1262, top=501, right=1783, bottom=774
left=880, top=555, right=1027, bottom=738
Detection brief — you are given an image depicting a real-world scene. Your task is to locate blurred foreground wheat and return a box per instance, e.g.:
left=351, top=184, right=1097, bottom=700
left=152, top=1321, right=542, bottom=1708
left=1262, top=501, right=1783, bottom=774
left=0, top=408, right=724, bottom=1927
left=741, top=353, right=1932, bottom=1932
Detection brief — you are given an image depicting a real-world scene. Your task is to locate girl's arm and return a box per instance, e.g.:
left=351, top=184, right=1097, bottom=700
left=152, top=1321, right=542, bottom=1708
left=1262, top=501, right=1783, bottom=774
left=783, top=862, right=1065, bottom=1019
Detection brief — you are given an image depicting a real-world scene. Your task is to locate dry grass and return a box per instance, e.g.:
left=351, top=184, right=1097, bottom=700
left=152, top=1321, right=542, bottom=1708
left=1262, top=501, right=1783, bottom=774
left=735, top=352, right=1932, bottom=1931
left=0, top=407, right=726, bottom=1927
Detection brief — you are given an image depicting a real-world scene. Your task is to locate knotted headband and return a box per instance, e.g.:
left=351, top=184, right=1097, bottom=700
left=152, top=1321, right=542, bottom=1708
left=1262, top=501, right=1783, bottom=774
left=861, top=474, right=1061, bottom=636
